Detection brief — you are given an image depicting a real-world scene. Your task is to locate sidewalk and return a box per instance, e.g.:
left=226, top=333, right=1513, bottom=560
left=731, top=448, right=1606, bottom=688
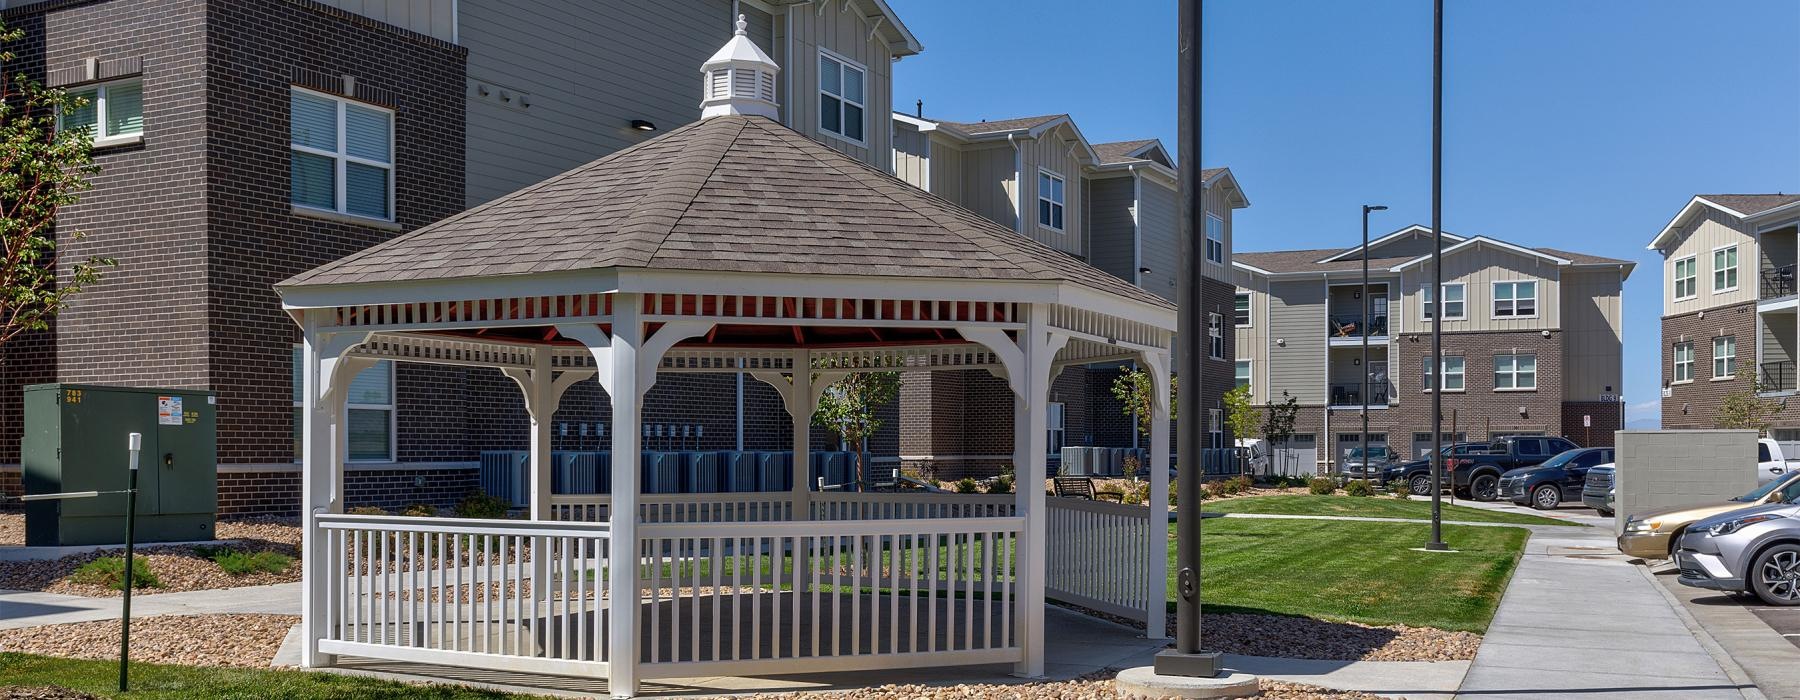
left=0, top=582, right=299, bottom=631
left=1447, top=501, right=1759, bottom=699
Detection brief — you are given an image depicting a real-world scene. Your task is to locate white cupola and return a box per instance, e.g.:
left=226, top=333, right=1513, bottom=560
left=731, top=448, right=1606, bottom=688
left=700, top=14, right=781, bottom=120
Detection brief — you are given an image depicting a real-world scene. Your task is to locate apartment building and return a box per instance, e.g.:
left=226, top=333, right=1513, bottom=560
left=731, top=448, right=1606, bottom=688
left=0, top=0, right=920, bottom=512
left=1233, top=227, right=1631, bottom=468
left=1649, top=195, right=1800, bottom=441
left=890, top=113, right=1249, bottom=476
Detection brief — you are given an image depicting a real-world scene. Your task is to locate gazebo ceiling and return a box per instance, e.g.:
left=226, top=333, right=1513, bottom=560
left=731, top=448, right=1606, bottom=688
left=276, top=115, right=1169, bottom=316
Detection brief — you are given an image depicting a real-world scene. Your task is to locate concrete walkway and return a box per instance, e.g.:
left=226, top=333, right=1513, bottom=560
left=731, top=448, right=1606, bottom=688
left=0, top=582, right=299, bottom=630
left=1444, top=501, right=1760, bottom=700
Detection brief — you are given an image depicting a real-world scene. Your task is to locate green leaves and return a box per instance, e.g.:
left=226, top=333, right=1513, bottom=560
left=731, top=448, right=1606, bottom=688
left=1109, top=367, right=1177, bottom=438
left=0, top=19, right=114, bottom=347
left=811, top=360, right=900, bottom=488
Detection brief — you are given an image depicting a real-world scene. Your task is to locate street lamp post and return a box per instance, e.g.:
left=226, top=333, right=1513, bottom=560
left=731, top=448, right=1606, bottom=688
left=1427, top=0, right=1449, bottom=551
left=1361, top=205, right=1387, bottom=481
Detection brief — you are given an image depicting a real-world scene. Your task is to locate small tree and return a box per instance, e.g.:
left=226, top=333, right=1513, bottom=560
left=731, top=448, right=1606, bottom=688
left=812, top=362, right=900, bottom=489
left=1111, top=367, right=1177, bottom=439
left=1261, top=391, right=1300, bottom=474
left=1718, top=382, right=1781, bottom=436
left=1222, top=385, right=1257, bottom=475
left=0, top=19, right=114, bottom=347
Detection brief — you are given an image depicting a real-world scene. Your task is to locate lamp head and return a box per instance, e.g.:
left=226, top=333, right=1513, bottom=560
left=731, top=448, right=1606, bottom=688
left=1364, top=204, right=1389, bottom=213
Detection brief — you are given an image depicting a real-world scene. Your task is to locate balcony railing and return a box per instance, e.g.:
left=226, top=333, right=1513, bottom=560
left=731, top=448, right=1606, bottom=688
left=1327, top=313, right=1389, bottom=339
left=1763, top=266, right=1796, bottom=299
left=1761, top=361, right=1797, bottom=393
left=1329, top=382, right=1391, bottom=408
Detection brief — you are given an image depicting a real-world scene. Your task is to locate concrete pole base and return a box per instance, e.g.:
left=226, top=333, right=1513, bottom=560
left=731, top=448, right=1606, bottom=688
left=1114, top=665, right=1261, bottom=699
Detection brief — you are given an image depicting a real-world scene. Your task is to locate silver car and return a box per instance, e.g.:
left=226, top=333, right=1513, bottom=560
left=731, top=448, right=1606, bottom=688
left=1674, top=502, right=1800, bottom=605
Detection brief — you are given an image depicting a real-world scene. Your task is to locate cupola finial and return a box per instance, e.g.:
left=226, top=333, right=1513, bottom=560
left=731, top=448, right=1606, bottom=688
left=700, top=13, right=781, bottom=120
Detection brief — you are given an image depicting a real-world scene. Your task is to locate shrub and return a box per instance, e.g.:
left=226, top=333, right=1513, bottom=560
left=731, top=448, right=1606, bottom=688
left=199, top=548, right=294, bottom=576
left=954, top=478, right=980, bottom=494
left=1120, top=480, right=1150, bottom=505
left=70, top=556, right=160, bottom=591
left=985, top=473, right=1015, bottom=494
left=400, top=503, right=437, bottom=518
left=346, top=506, right=389, bottom=516
left=1307, top=476, right=1338, bottom=495
left=455, top=491, right=511, bottom=519
left=1344, top=480, right=1375, bottom=497
left=1203, top=479, right=1230, bottom=499
left=1228, top=474, right=1254, bottom=493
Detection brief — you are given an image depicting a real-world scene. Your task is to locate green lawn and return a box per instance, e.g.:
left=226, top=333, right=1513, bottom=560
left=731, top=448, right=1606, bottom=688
left=1201, top=494, right=1581, bottom=526
left=1185, top=518, right=1528, bottom=633
left=0, top=653, right=547, bottom=699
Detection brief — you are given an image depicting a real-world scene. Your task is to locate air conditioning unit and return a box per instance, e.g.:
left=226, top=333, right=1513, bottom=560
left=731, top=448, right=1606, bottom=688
left=478, top=450, right=529, bottom=506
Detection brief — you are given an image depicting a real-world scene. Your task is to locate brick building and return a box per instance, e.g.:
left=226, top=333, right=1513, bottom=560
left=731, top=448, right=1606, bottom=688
left=1234, top=227, right=1632, bottom=471
left=1649, top=195, right=1800, bottom=449
left=0, top=0, right=923, bottom=513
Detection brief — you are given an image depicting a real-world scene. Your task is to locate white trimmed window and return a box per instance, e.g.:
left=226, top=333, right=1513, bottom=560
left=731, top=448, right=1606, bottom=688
left=1494, top=353, right=1537, bottom=390
left=1047, top=402, right=1066, bottom=449
left=290, top=88, right=393, bottom=221
left=1235, top=360, right=1251, bottom=392
left=818, top=51, right=865, bottom=143
left=1492, top=281, right=1537, bottom=317
left=60, top=78, right=144, bottom=147
left=1714, top=335, right=1736, bottom=379
left=292, top=347, right=395, bottom=462
left=1234, top=292, right=1251, bottom=326
left=1422, top=283, right=1465, bottom=320
left=1209, top=408, right=1224, bottom=448
left=1205, top=214, right=1225, bottom=264
left=1673, top=342, right=1693, bottom=383
left=1672, top=256, right=1697, bottom=300
left=1038, top=169, right=1066, bottom=231
left=1208, top=312, right=1224, bottom=359
left=1424, top=356, right=1465, bottom=392
left=1714, top=246, right=1739, bottom=292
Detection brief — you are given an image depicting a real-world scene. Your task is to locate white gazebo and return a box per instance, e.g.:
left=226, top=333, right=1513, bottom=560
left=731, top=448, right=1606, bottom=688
left=278, top=21, right=1175, bottom=698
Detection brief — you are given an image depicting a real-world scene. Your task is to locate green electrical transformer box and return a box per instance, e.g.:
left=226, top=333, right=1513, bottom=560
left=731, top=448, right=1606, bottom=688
left=23, top=384, right=217, bottom=547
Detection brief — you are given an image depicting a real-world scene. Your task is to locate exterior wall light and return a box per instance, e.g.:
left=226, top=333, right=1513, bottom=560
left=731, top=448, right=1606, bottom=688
left=631, top=119, right=657, bottom=131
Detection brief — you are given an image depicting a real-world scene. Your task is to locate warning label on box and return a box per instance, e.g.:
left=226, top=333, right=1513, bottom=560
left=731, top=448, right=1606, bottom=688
left=158, top=396, right=183, bottom=426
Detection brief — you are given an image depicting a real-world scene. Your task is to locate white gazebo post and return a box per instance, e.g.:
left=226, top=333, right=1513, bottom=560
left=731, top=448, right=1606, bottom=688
left=298, top=316, right=369, bottom=669
left=1142, top=349, right=1172, bottom=639
left=503, top=350, right=594, bottom=593
left=790, top=348, right=812, bottom=517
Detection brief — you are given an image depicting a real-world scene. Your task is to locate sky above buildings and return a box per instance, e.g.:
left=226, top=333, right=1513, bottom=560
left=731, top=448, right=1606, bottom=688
left=888, top=0, right=1800, bottom=428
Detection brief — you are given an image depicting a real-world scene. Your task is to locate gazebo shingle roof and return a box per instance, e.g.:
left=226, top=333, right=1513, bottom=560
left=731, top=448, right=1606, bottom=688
left=280, top=116, right=1168, bottom=309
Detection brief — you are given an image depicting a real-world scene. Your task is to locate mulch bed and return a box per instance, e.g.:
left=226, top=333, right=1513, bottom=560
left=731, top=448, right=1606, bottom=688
left=1052, top=601, right=1479, bottom=662
left=0, top=613, right=298, bottom=668
left=0, top=515, right=301, bottom=597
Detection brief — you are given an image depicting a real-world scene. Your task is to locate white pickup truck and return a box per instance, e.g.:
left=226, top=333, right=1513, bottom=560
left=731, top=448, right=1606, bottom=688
left=1757, top=438, right=1800, bottom=484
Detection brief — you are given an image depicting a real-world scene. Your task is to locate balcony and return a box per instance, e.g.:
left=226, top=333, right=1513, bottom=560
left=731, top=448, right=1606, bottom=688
left=1327, top=312, right=1389, bottom=341
left=1329, top=381, right=1392, bottom=409
left=1762, top=361, right=1797, bottom=395
left=1762, top=265, right=1796, bottom=300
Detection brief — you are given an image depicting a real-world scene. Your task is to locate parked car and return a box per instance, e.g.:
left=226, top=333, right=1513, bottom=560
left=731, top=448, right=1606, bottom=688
left=1340, top=445, right=1398, bottom=480
left=1582, top=463, right=1615, bottom=516
left=1500, top=447, right=1615, bottom=510
left=1756, top=438, right=1800, bottom=485
left=1446, top=436, right=1581, bottom=501
left=1380, top=442, right=1492, bottom=495
left=1675, top=501, right=1800, bottom=605
left=1619, top=472, right=1800, bottom=559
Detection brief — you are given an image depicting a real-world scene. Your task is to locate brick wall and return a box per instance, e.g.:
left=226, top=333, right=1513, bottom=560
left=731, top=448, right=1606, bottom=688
left=218, top=465, right=479, bottom=516
left=0, top=467, right=19, bottom=511
left=203, top=0, right=467, bottom=465
left=1563, top=401, right=1624, bottom=447
left=1660, top=302, right=1800, bottom=430
left=1396, top=329, right=1566, bottom=439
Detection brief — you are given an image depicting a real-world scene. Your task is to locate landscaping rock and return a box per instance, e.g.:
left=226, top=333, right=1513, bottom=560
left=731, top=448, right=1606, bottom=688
left=0, top=515, right=301, bottom=597
left=0, top=614, right=299, bottom=668
left=1054, top=601, right=1479, bottom=662
left=710, top=675, right=1380, bottom=699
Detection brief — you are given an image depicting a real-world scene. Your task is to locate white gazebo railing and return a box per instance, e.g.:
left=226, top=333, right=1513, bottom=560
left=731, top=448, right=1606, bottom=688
left=315, top=514, right=614, bottom=677
left=1045, top=498, right=1163, bottom=628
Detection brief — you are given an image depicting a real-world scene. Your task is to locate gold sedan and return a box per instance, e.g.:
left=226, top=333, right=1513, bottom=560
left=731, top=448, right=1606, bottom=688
left=1620, top=472, right=1800, bottom=559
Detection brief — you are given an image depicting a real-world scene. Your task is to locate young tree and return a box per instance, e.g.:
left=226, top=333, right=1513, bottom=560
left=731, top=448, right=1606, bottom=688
left=1110, top=366, right=1177, bottom=439
left=812, top=364, right=900, bottom=489
left=1261, top=391, right=1300, bottom=474
left=1718, top=383, right=1781, bottom=436
left=1222, top=385, right=1257, bottom=475
left=0, top=20, right=114, bottom=347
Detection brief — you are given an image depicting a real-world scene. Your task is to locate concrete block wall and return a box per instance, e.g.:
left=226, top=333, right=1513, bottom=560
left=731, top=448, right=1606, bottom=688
left=1614, top=429, right=1757, bottom=533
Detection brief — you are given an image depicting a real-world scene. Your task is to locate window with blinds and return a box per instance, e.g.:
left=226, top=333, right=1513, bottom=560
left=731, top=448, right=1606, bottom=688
left=291, top=87, right=393, bottom=221
left=60, top=78, right=144, bottom=146
left=292, top=346, right=396, bottom=462
left=818, top=50, right=865, bottom=143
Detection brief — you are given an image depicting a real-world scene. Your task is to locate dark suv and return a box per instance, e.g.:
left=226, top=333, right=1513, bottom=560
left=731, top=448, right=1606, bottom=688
left=1380, top=442, right=1491, bottom=495
left=1500, top=447, right=1614, bottom=509
left=1449, top=436, right=1581, bottom=501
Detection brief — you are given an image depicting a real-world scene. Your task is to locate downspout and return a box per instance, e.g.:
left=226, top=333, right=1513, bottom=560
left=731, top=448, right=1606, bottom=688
left=736, top=358, right=745, bottom=451
left=1008, top=133, right=1023, bottom=234
left=1130, top=165, right=1143, bottom=286
left=1322, top=271, right=1330, bottom=472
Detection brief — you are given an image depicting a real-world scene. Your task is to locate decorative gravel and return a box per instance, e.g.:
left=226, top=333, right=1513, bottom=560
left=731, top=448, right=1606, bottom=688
left=715, top=674, right=1381, bottom=699
left=0, top=614, right=299, bottom=668
left=0, top=513, right=23, bottom=547
left=1053, top=601, right=1478, bottom=662
left=0, top=516, right=301, bottom=597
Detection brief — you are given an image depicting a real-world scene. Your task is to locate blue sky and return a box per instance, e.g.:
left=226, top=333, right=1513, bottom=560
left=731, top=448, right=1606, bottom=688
left=889, top=0, right=1800, bottom=427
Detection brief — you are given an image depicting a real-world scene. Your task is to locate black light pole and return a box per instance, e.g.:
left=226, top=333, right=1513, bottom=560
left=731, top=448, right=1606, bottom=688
left=1154, top=0, right=1219, bottom=678
left=1361, top=205, right=1386, bottom=480
left=1427, top=0, right=1449, bottom=551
